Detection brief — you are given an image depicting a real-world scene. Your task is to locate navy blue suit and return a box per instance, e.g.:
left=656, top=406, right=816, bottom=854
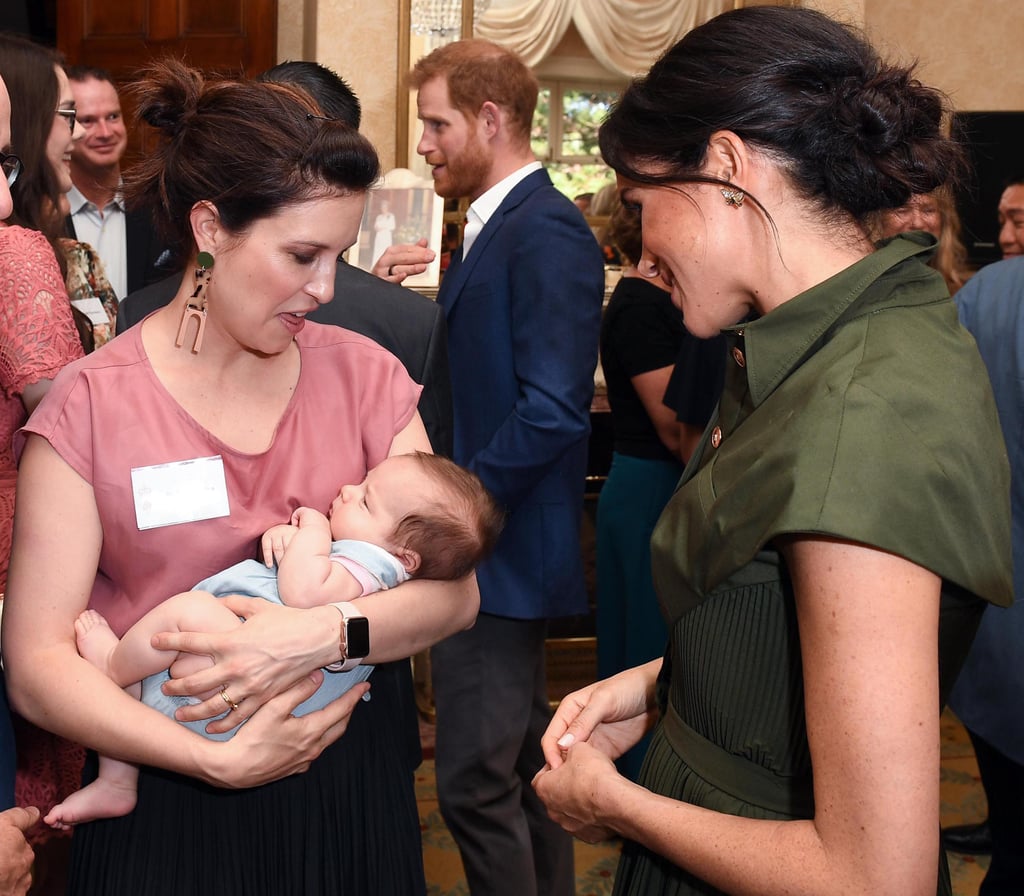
left=430, top=167, right=604, bottom=896
left=439, top=168, right=603, bottom=618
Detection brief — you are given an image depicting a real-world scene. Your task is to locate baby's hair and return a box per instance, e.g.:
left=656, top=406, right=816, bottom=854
left=392, top=453, right=505, bottom=580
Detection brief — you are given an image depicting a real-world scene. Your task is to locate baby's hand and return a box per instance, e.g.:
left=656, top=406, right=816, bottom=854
left=261, top=524, right=299, bottom=566
left=290, top=506, right=330, bottom=531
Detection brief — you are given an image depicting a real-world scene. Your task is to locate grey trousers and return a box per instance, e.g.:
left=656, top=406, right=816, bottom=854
left=431, top=613, right=576, bottom=896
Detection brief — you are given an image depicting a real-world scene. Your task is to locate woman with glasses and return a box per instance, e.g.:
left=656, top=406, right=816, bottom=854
left=0, top=31, right=96, bottom=894
left=0, top=32, right=86, bottom=589
left=1, top=34, right=119, bottom=354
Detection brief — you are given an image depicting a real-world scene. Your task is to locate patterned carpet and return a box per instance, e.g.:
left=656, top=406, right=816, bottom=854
left=417, top=709, right=989, bottom=895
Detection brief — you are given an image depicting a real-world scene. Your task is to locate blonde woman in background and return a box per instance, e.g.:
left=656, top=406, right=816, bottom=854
left=873, top=185, right=973, bottom=294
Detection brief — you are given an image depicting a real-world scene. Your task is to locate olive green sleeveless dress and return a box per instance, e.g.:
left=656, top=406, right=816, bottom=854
left=613, top=235, right=1013, bottom=895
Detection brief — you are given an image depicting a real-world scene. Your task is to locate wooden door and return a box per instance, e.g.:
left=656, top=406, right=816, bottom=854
left=58, top=0, right=277, bottom=162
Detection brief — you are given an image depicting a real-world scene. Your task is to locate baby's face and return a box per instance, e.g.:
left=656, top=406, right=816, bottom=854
left=328, top=455, right=428, bottom=547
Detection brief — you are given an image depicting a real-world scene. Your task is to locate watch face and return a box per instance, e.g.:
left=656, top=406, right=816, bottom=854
left=345, top=616, right=371, bottom=659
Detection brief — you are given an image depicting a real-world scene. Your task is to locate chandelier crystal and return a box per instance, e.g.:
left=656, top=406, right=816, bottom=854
left=411, top=0, right=491, bottom=39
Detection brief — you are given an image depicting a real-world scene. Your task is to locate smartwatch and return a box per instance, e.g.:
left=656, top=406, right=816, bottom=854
left=326, top=602, right=370, bottom=672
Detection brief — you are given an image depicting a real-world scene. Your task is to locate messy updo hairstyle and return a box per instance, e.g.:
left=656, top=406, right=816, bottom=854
left=599, top=7, right=963, bottom=228
left=125, top=59, right=380, bottom=269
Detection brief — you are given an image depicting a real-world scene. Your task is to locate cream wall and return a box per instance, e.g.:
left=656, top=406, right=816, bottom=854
left=278, top=0, right=1023, bottom=168
left=277, top=0, right=403, bottom=168
left=864, top=0, right=1024, bottom=112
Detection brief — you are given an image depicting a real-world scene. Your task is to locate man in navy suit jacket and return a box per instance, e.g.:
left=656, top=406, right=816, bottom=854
left=385, top=39, right=604, bottom=896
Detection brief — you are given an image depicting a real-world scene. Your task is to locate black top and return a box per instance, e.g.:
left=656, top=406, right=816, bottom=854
left=600, top=276, right=684, bottom=462
left=662, top=330, right=726, bottom=428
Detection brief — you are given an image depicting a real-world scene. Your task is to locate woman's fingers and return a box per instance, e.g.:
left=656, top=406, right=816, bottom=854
left=371, top=240, right=436, bottom=282
left=211, top=679, right=371, bottom=788
left=201, top=670, right=325, bottom=735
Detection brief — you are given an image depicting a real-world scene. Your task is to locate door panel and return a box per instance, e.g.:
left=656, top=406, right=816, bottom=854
left=58, top=0, right=277, bottom=162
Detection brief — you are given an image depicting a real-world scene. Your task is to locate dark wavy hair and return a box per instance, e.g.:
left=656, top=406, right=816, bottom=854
left=599, top=6, right=963, bottom=228
left=0, top=32, right=69, bottom=270
left=125, top=59, right=380, bottom=269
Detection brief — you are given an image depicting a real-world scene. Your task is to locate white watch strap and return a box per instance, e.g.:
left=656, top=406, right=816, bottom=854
left=325, top=602, right=366, bottom=672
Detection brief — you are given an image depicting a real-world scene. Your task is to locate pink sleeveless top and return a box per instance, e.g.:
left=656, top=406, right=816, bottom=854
left=19, top=321, right=421, bottom=636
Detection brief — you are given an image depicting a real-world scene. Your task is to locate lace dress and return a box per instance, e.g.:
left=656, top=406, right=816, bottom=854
left=0, top=225, right=85, bottom=846
left=0, top=225, right=84, bottom=586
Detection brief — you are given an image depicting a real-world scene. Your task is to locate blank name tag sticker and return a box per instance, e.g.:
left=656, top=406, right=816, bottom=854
left=70, top=296, right=109, bottom=326
left=131, top=455, right=231, bottom=530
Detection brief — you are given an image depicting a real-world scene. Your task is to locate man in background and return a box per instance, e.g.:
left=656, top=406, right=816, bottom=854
left=390, top=39, right=604, bottom=896
left=997, top=176, right=1024, bottom=258
left=64, top=65, right=165, bottom=297
left=941, top=175, right=1024, bottom=888
left=943, top=252, right=1024, bottom=895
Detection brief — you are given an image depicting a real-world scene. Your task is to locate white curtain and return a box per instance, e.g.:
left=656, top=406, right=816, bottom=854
left=476, top=0, right=736, bottom=77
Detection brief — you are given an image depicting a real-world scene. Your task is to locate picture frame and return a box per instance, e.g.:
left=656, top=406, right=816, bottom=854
left=351, top=168, right=444, bottom=288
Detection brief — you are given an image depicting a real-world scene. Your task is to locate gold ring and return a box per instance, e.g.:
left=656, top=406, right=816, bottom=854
left=219, top=687, right=240, bottom=712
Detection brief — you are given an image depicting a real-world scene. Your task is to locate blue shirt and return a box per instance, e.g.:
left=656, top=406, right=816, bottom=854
left=949, top=257, right=1024, bottom=763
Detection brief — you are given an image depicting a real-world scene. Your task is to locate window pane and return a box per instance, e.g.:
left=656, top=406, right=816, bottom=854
left=544, top=161, right=614, bottom=203
left=532, top=86, right=551, bottom=159
left=561, top=88, right=618, bottom=158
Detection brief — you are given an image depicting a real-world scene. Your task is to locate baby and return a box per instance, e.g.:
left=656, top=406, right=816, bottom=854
left=46, top=451, right=503, bottom=828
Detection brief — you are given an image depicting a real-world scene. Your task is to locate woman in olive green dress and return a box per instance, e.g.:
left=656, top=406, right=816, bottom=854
left=533, top=7, right=1012, bottom=896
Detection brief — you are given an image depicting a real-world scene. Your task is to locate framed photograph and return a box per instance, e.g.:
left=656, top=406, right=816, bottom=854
left=351, top=168, right=443, bottom=287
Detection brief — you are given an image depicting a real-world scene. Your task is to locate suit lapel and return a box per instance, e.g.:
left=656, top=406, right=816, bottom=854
left=437, top=169, right=551, bottom=318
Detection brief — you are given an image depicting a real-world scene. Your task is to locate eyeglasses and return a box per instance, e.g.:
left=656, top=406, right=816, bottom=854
left=1, top=152, right=21, bottom=187
left=55, top=108, right=77, bottom=132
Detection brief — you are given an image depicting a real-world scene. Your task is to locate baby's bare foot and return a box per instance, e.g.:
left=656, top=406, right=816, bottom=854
left=44, top=778, right=138, bottom=830
left=75, top=609, right=119, bottom=675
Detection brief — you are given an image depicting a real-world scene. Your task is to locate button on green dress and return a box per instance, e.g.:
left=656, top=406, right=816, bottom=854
left=613, top=236, right=1013, bottom=895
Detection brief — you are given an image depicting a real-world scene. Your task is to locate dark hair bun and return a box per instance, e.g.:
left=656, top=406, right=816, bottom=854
left=600, top=6, right=963, bottom=224
left=133, top=59, right=204, bottom=140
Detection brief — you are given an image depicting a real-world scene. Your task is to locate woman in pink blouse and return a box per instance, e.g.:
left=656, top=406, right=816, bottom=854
left=4, top=61, right=479, bottom=895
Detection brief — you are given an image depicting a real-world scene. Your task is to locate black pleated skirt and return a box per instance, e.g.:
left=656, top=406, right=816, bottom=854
left=67, top=662, right=426, bottom=896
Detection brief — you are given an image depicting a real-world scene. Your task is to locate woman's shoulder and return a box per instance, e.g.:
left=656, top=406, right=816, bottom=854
left=0, top=226, right=62, bottom=279
left=42, top=325, right=146, bottom=396
left=0, top=224, right=50, bottom=252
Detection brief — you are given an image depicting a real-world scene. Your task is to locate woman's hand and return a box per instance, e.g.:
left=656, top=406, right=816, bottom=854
left=152, top=598, right=340, bottom=734
left=200, top=676, right=371, bottom=789
left=540, top=659, right=662, bottom=771
left=533, top=739, right=633, bottom=843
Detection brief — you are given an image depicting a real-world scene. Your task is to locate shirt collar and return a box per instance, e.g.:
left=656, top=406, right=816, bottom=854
left=469, top=160, right=543, bottom=227
left=728, top=232, right=942, bottom=408
left=67, top=180, right=126, bottom=214
left=66, top=183, right=92, bottom=215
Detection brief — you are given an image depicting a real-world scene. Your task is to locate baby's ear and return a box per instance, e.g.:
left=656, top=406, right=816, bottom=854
left=395, top=547, right=421, bottom=576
